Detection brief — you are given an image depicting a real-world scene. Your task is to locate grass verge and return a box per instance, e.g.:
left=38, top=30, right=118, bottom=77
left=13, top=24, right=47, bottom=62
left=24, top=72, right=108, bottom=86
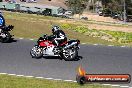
left=3, top=11, right=132, bottom=46
left=0, top=74, right=112, bottom=88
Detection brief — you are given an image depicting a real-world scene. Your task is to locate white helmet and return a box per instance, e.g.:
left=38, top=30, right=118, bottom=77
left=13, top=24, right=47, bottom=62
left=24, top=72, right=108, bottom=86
left=52, top=25, right=60, bottom=33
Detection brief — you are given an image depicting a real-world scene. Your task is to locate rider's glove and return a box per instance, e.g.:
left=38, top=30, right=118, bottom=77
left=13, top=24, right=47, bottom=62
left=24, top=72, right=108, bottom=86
left=8, top=25, right=14, bottom=29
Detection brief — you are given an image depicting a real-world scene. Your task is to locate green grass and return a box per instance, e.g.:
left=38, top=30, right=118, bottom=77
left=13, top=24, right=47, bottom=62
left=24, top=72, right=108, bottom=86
left=3, top=11, right=132, bottom=46
left=0, top=75, right=113, bottom=88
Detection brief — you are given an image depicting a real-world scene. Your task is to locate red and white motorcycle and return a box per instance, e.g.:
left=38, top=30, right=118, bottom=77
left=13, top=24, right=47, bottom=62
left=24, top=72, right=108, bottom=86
left=30, top=34, right=80, bottom=61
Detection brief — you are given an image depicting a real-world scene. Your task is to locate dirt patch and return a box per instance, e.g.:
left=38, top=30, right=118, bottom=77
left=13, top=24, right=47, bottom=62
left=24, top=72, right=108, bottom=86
left=87, top=24, right=132, bottom=32
left=72, top=12, right=132, bottom=32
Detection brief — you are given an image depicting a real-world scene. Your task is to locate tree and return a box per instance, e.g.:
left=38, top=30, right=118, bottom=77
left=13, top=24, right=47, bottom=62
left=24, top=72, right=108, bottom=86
left=66, top=0, right=88, bottom=14
left=66, top=0, right=132, bottom=16
left=126, top=0, right=132, bottom=15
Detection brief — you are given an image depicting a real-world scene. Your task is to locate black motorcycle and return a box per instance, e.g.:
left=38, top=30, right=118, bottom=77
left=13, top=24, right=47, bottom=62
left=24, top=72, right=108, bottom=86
left=0, top=25, right=14, bottom=43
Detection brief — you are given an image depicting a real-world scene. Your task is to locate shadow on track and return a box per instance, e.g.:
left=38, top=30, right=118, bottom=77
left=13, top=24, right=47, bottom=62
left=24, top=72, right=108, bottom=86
left=43, top=55, right=83, bottom=61
left=1, top=38, right=18, bottom=43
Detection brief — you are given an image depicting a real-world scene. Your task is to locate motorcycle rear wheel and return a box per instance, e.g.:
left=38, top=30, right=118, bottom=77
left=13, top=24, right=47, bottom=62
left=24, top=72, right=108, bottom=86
left=30, top=45, right=43, bottom=59
left=62, top=48, right=78, bottom=61
left=0, top=31, right=11, bottom=43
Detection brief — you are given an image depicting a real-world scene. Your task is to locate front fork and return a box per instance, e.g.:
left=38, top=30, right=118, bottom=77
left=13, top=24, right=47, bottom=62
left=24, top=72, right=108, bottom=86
left=76, top=46, right=80, bottom=50
left=74, top=45, right=80, bottom=50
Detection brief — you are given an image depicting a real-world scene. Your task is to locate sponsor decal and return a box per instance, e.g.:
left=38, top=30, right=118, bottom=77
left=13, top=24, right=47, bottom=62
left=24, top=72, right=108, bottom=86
left=76, top=66, right=131, bottom=84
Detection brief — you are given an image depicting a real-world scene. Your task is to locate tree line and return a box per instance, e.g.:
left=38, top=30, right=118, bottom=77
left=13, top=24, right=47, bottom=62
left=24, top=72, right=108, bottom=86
left=66, top=0, right=132, bottom=15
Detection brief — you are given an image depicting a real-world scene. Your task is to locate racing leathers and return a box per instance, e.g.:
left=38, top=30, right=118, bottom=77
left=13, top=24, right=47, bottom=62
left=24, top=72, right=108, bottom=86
left=52, top=30, right=67, bottom=47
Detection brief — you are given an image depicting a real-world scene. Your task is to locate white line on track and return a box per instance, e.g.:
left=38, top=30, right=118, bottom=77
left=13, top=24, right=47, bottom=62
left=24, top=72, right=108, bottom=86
left=111, top=85, right=120, bottom=87
left=25, top=76, right=34, bottom=78
left=0, top=73, right=7, bottom=75
left=16, top=75, right=24, bottom=77
left=102, top=84, right=111, bottom=86
left=45, top=78, right=53, bottom=80
left=73, top=81, right=77, bottom=82
left=30, top=39, right=34, bottom=40
left=53, top=79, right=62, bottom=81
left=120, top=86, right=130, bottom=88
left=63, top=80, right=74, bottom=82
left=19, top=38, right=23, bottom=39
left=8, top=74, right=16, bottom=76
left=93, top=44, right=98, bottom=46
left=35, top=77, right=44, bottom=79
left=108, top=45, right=114, bottom=47
left=121, top=46, right=126, bottom=47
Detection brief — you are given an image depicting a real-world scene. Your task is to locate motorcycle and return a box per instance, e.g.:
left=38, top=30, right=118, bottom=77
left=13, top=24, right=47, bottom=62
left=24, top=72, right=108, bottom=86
left=30, top=34, right=80, bottom=61
left=0, top=25, right=14, bottom=43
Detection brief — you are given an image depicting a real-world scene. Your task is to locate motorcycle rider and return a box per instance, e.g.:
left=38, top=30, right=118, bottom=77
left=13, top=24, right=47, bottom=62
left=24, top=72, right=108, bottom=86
left=51, top=25, right=67, bottom=48
left=0, top=13, right=5, bottom=37
left=0, top=13, right=14, bottom=41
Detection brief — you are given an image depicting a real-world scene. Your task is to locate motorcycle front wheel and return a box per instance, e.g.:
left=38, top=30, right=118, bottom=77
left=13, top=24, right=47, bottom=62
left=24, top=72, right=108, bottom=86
left=0, top=31, right=11, bottom=43
left=62, top=48, right=78, bottom=61
left=30, top=45, right=43, bottom=59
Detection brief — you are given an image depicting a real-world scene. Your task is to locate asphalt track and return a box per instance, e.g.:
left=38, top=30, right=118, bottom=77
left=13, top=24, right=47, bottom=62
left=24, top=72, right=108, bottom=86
left=0, top=39, right=132, bottom=87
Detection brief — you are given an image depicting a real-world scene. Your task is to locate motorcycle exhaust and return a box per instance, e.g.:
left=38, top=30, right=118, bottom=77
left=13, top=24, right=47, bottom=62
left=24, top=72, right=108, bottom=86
left=64, top=42, right=77, bottom=49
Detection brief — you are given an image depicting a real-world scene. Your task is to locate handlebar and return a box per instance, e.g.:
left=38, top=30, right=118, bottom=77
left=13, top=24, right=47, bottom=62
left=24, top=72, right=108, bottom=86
left=1, top=25, right=14, bottom=31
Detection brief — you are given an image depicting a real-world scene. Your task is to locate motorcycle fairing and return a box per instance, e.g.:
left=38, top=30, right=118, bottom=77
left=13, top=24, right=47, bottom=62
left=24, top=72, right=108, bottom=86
left=43, top=45, right=55, bottom=56
left=39, top=40, right=54, bottom=47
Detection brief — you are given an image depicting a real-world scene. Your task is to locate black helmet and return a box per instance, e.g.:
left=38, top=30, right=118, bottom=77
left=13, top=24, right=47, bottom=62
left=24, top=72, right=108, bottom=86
left=52, top=25, right=60, bottom=33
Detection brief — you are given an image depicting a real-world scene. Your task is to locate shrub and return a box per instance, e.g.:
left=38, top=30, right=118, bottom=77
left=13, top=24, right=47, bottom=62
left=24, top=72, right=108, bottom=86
left=61, top=23, right=71, bottom=29
left=118, top=38, right=132, bottom=43
left=74, top=26, right=88, bottom=33
left=60, top=23, right=77, bottom=30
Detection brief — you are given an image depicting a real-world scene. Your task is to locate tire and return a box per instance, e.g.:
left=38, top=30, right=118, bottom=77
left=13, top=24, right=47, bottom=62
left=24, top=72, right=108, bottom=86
left=0, top=31, right=11, bottom=43
left=30, top=45, right=43, bottom=59
left=62, top=48, right=78, bottom=61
